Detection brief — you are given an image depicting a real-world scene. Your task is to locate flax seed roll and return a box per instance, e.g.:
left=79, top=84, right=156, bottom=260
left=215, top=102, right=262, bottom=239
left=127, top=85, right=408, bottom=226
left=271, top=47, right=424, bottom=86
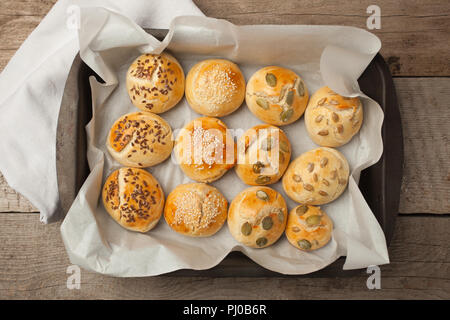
left=174, top=117, right=236, bottom=183
left=286, top=204, right=333, bottom=251
left=185, top=59, right=246, bottom=117
left=228, top=186, right=287, bottom=248
left=106, top=111, right=173, bottom=168
left=282, top=147, right=350, bottom=205
left=102, top=167, right=164, bottom=233
left=126, top=52, right=185, bottom=113
left=245, top=66, right=309, bottom=126
left=235, top=124, right=291, bottom=186
left=164, top=183, right=228, bottom=237
left=304, top=86, right=363, bottom=147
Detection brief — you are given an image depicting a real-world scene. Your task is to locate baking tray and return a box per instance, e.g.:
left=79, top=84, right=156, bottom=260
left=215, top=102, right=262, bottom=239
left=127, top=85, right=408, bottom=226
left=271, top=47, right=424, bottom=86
left=56, top=28, right=403, bottom=277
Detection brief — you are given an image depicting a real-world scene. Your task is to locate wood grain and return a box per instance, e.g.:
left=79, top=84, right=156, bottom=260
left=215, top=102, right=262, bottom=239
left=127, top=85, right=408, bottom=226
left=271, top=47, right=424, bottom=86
left=0, top=213, right=448, bottom=299
left=0, top=78, right=448, bottom=214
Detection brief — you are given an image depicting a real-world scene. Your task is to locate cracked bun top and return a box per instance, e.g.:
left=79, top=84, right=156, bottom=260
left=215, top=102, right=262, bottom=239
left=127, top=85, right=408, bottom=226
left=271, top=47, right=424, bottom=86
left=102, top=167, right=164, bottom=233
left=246, top=66, right=309, bottom=126
left=164, top=183, right=228, bottom=237
left=126, top=52, right=185, bottom=113
left=282, top=147, right=350, bottom=205
left=185, top=59, right=246, bottom=117
left=304, top=86, right=363, bottom=147
left=106, top=111, right=173, bottom=168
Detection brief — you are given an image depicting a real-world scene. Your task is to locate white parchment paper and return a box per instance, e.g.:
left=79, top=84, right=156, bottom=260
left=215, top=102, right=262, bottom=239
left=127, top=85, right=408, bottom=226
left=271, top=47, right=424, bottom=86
left=60, top=7, right=389, bottom=276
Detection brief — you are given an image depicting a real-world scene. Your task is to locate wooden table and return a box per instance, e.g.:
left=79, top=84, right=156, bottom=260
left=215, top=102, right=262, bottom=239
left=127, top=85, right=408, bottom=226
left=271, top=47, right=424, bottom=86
left=0, top=0, right=448, bottom=299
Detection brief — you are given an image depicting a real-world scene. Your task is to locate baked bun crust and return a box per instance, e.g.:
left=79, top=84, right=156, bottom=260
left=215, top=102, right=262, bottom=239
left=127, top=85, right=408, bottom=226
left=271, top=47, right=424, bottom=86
left=228, top=186, right=287, bottom=248
left=285, top=204, right=333, bottom=251
left=102, top=167, right=164, bottom=232
left=185, top=59, right=246, bottom=117
left=305, top=86, right=363, bottom=147
left=235, top=124, right=291, bottom=186
left=245, top=66, right=309, bottom=126
left=106, top=111, right=173, bottom=168
left=282, top=147, right=349, bottom=205
left=164, top=183, right=228, bottom=237
left=174, top=117, right=236, bottom=182
left=126, top=52, right=185, bottom=113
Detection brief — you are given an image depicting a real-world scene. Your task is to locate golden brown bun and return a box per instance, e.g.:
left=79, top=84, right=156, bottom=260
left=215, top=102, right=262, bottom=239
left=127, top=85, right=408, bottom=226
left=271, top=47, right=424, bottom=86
left=185, top=59, right=246, bottom=117
left=245, top=66, right=309, bottom=126
left=282, top=147, right=349, bottom=205
left=305, top=86, right=363, bottom=147
left=164, top=183, right=228, bottom=237
left=235, top=124, right=291, bottom=186
left=285, top=204, right=333, bottom=251
left=174, top=117, right=236, bottom=182
left=228, top=186, right=287, bottom=248
left=102, top=167, right=164, bottom=233
left=106, top=111, right=173, bottom=168
left=126, top=52, right=185, bottom=113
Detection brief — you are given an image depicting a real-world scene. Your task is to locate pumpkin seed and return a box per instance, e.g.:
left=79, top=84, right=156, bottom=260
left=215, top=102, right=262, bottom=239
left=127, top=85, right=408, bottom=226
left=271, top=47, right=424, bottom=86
left=252, top=161, right=264, bottom=174
left=307, top=163, right=314, bottom=172
left=256, top=190, right=269, bottom=201
left=256, top=237, right=268, bottom=247
left=297, top=81, right=305, bottom=97
left=339, top=178, right=347, bottom=185
left=285, top=90, right=294, bottom=106
left=279, top=140, right=289, bottom=153
left=332, top=112, right=339, bottom=122
left=313, top=173, right=318, bottom=182
left=330, top=170, right=337, bottom=180
left=261, top=137, right=273, bottom=151
left=320, top=157, right=328, bottom=168
left=322, top=178, right=330, bottom=186
left=317, top=97, right=327, bottom=106
left=337, top=124, right=344, bottom=133
left=318, top=129, right=329, bottom=136
left=262, top=216, right=273, bottom=230
left=280, top=109, right=294, bottom=122
left=277, top=209, right=284, bottom=222
left=315, top=115, right=323, bottom=123
left=265, top=73, right=277, bottom=87
left=279, top=151, right=285, bottom=163
left=296, top=204, right=309, bottom=216
left=241, top=222, right=252, bottom=236
left=298, top=239, right=312, bottom=250
left=319, top=190, right=328, bottom=196
left=306, top=215, right=322, bottom=226
left=255, top=175, right=271, bottom=184
left=292, top=226, right=300, bottom=233
left=304, top=183, right=314, bottom=191
left=293, top=174, right=302, bottom=182
left=256, top=98, right=269, bottom=110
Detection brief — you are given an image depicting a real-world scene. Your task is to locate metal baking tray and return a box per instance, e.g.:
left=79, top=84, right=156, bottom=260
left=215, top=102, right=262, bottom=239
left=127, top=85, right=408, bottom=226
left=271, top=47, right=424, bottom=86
left=56, top=29, right=403, bottom=277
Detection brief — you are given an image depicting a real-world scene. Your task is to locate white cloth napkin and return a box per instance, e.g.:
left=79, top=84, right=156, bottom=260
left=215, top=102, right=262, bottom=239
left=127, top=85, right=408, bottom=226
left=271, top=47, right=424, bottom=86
left=0, top=0, right=203, bottom=223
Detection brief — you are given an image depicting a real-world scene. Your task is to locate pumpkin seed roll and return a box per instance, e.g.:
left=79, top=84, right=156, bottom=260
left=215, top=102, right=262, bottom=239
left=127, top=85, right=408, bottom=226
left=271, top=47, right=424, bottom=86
left=304, top=86, right=363, bottom=147
left=164, top=183, right=228, bottom=237
left=126, top=52, right=185, bottom=113
left=235, top=124, right=291, bottom=186
left=286, top=204, right=333, bottom=251
left=245, top=66, right=309, bottom=126
left=228, top=186, right=287, bottom=248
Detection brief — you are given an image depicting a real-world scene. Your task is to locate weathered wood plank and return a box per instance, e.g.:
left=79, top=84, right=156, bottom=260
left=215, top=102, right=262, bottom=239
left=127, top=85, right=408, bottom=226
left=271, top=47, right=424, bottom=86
left=0, top=78, right=448, bottom=214
left=0, top=213, right=448, bottom=299
left=0, top=0, right=56, bottom=16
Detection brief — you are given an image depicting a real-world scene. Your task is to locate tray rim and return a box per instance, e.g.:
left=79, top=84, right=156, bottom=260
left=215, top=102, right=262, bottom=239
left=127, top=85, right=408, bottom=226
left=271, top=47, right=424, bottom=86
left=56, top=28, right=403, bottom=277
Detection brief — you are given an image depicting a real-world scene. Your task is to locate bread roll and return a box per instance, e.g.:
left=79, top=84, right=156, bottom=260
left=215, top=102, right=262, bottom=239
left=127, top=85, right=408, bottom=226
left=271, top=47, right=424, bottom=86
left=285, top=204, right=333, bottom=251
left=282, top=147, right=349, bottom=205
left=185, top=59, right=246, bottom=117
left=304, top=86, right=363, bottom=147
left=228, top=186, right=287, bottom=248
left=245, top=66, right=309, bottom=126
left=164, top=183, right=228, bottom=237
left=235, top=124, right=291, bottom=186
left=126, top=52, right=185, bottom=113
left=106, top=111, right=173, bottom=168
left=174, top=117, right=236, bottom=182
left=102, top=167, right=164, bottom=232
